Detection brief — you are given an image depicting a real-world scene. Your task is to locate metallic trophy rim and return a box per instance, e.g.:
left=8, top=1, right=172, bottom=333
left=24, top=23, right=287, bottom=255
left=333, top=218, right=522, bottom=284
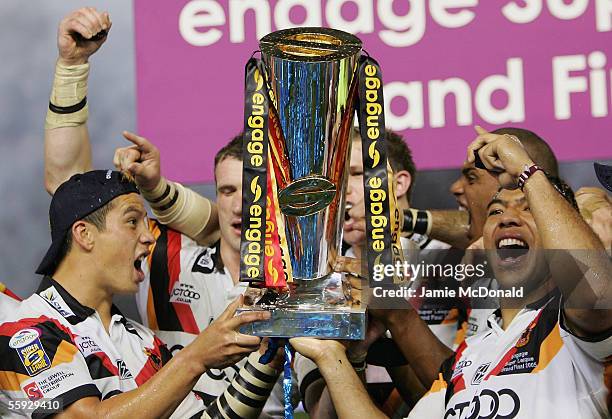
left=260, top=27, right=362, bottom=63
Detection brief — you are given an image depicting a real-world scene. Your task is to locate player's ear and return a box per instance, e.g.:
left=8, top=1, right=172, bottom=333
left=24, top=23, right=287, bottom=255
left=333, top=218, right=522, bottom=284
left=394, top=169, right=412, bottom=201
left=71, top=221, right=95, bottom=251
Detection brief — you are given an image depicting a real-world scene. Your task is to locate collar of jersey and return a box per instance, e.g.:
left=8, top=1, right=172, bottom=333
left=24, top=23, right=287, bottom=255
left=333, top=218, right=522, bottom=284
left=37, top=276, right=96, bottom=322
left=486, top=287, right=561, bottom=334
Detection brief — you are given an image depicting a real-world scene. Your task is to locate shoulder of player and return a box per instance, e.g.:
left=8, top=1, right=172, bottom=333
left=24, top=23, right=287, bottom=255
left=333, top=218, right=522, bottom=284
left=148, top=220, right=218, bottom=262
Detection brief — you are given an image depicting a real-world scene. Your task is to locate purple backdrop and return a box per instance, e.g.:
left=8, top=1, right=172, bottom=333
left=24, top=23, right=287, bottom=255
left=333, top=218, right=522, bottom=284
left=135, top=0, right=612, bottom=183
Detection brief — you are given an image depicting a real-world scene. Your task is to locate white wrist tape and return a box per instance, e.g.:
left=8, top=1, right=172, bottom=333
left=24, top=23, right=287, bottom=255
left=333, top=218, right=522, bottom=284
left=45, top=62, right=89, bottom=129
left=142, top=178, right=218, bottom=244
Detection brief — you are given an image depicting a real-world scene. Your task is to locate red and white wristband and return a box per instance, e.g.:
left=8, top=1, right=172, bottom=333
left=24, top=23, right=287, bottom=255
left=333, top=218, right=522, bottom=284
left=517, top=164, right=544, bottom=190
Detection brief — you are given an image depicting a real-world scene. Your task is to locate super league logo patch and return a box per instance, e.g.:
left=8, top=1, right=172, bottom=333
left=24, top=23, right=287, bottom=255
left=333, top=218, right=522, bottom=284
left=9, top=328, right=52, bottom=377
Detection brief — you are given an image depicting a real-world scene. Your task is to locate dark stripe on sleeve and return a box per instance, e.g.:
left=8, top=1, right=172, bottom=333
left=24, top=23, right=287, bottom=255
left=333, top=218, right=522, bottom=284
left=217, top=393, right=243, bottom=419
left=205, top=395, right=243, bottom=419
left=204, top=399, right=222, bottom=418
left=156, top=190, right=179, bottom=212
left=244, top=362, right=277, bottom=384
left=227, top=383, right=264, bottom=408
left=149, top=184, right=172, bottom=204
left=48, top=97, right=87, bottom=114
left=235, top=373, right=270, bottom=397
left=102, top=389, right=123, bottom=400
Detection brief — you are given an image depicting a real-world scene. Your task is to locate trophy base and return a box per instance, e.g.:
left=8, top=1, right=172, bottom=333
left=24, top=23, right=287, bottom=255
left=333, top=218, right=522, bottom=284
left=237, top=306, right=366, bottom=339
left=238, top=273, right=366, bottom=339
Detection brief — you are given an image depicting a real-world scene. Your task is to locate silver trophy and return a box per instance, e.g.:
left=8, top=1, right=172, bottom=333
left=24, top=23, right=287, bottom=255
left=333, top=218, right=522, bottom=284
left=239, top=28, right=366, bottom=339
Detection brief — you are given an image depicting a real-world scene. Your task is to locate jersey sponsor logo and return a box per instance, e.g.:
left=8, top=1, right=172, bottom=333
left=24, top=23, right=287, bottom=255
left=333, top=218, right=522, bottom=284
left=75, top=336, right=102, bottom=357
left=40, top=286, right=75, bottom=318
left=169, top=282, right=201, bottom=305
left=23, top=381, right=44, bottom=401
left=471, top=362, right=491, bottom=385
left=192, top=247, right=216, bottom=274
left=35, top=370, right=76, bottom=396
left=117, top=359, right=133, bottom=380
left=452, top=359, right=472, bottom=380
left=9, top=328, right=51, bottom=376
left=445, top=388, right=520, bottom=419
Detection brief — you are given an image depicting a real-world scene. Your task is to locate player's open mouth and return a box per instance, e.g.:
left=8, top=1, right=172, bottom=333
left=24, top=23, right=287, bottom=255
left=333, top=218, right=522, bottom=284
left=134, top=252, right=149, bottom=282
left=231, top=221, right=242, bottom=234
left=496, top=237, right=530, bottom=264
left=344, top=203, right=353, bottom=222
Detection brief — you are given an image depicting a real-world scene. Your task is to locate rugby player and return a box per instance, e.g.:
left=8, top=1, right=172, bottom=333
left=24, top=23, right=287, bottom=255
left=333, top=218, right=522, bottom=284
left=42, top=7, right=288, bottom=416
left=294, top=128, right=467, bottom=418
left=0, top=170, right=279, bottom=418
left=289, top=128, right=612, bottom=418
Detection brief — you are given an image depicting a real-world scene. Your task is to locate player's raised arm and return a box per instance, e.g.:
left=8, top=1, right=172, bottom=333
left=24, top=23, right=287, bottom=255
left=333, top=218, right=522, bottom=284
left=44, top=7, right=111, bottom=194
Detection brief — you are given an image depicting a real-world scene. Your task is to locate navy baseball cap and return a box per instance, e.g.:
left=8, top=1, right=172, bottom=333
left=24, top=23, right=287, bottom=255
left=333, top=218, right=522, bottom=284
left=36, top=170, right=139, bottom=275
left=594, top=162, right=612, bottom=193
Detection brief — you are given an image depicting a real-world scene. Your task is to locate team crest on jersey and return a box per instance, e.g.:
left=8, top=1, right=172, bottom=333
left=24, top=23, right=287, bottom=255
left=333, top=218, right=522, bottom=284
left=143, top=347, right=162, bottom=371
left=471, top=362, right=491, bottom=385
left=116, top=359, right=133, bottom=380
left=40, top=286, right=75, bottom=318
left=515, top=321, right=536, bottom=348
left=9, top=328, right=51, bottom=377
left=192, top=247, right=216, bottom=274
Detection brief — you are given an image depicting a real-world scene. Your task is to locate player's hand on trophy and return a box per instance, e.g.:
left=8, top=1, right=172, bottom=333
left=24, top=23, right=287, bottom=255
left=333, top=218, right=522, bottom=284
left=289, top=337, right=346, bottom=365
left=188, top=296, right=270, bottom=370
left=258, top=338, right=286, bottom=371
left=466, top=126, right=534, bottom=189
left=114, top=131, right=162, bottom=191
left=57, top=7, right=111, bottom=66
left=334, top=256, right=363, bottom=277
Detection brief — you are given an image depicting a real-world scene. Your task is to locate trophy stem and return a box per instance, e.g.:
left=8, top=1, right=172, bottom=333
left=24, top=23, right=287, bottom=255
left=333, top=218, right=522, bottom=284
left=276, top=275, right=344, bottom=309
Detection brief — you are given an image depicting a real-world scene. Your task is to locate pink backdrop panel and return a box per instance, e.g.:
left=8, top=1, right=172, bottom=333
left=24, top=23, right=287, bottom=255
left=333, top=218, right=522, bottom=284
left=135, top=0, right=612, bottom=183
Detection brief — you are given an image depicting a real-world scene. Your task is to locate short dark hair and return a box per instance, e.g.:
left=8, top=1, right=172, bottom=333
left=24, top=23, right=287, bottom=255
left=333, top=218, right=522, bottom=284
left=352, top=128, right=417, bottom=202
left=214, top=133, right=243, bottom=173
left=56, top=200, right=115, bottom=269
left=492, top=127, right=559, bottom=178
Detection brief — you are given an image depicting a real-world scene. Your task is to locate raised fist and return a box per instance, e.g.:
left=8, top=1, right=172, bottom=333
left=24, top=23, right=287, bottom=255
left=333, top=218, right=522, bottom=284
left=466, top=126, right=534, bottom=189
left=57, top=7, right=111, bottom=66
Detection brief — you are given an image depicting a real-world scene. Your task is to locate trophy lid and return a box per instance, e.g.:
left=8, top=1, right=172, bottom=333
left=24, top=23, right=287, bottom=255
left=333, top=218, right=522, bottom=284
left=260, top=27, right=362, bottom=62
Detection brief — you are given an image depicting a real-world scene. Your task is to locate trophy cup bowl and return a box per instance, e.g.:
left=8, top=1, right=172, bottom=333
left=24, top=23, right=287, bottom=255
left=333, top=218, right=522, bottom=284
left=238, top=27, right=366, bottom=339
